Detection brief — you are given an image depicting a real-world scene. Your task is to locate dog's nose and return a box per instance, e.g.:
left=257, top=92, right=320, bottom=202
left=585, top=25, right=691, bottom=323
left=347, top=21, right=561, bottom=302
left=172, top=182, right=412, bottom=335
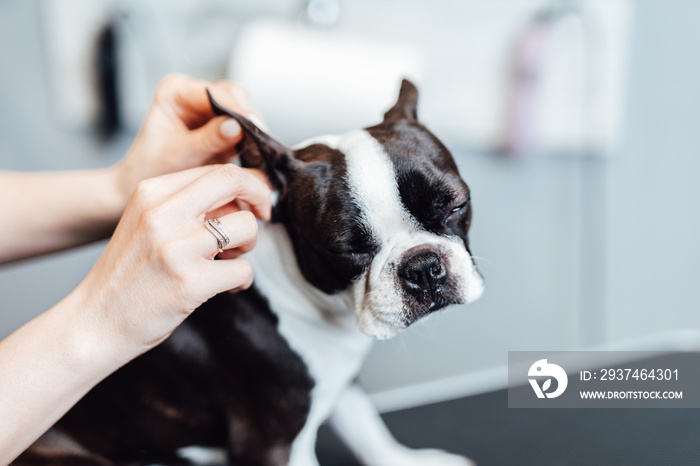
left=399, top=251, right=446, bottom=298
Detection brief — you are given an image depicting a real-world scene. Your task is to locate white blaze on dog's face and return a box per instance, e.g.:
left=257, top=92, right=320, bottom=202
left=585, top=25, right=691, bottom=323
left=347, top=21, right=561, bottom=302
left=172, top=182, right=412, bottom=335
left=338, top=128, right=484, bottom=339
left=208, top=80, right=484, bottom=340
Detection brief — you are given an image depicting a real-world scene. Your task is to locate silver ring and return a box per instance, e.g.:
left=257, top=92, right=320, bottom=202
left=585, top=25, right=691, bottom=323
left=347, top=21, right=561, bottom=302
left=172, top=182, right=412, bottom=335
left=205, top=218, right=230, bottom=253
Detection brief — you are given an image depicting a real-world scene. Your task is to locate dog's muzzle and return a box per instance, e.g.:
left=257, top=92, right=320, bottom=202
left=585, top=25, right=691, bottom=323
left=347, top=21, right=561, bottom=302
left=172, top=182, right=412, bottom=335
left=398, top=250, right=447, bottom=306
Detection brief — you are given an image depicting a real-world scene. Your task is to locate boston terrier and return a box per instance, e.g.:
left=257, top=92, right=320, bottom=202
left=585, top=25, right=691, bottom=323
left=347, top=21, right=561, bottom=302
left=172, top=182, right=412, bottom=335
left=18, top=80, right=484, bottom=466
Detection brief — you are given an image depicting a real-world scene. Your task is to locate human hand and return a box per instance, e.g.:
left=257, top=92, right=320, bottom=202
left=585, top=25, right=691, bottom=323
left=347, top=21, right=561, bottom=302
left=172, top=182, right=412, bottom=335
left=72, top=164, right=271, bottom=360
left=112, top=74, right=262, bottom=207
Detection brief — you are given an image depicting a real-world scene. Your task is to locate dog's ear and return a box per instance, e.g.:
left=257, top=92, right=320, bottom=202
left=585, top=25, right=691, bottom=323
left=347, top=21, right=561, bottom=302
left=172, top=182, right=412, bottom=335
left=383, top=79, right=419, bottom=123
left=207, top=90, right=298, bottom=193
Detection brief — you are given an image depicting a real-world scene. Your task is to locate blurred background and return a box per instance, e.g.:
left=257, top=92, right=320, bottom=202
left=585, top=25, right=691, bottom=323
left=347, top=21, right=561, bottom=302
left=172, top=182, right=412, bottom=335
left=2, top=0, right=700, bottom=464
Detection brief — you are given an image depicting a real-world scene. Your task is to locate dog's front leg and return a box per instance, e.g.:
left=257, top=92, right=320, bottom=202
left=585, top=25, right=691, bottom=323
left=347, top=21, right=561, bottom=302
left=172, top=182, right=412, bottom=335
left=287, top=424, right=320, bottom=466
left=328, top=384, right=475, bottom=466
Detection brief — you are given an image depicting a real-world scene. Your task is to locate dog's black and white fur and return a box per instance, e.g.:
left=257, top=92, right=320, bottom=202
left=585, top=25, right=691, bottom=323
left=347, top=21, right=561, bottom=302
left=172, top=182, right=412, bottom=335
left=18, top=80, right=484, bottom=466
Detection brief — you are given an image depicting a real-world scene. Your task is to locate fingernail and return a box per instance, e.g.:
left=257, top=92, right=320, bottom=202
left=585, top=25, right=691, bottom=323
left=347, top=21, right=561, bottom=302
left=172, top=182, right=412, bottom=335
left=220, top=118, right=241, bottom=139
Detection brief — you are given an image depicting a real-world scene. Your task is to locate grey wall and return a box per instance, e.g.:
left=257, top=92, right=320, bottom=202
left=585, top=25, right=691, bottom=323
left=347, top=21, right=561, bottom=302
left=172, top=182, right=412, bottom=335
left=1, top=0, right=699, bottom=405
left=606, top=0, right=700, bottom=341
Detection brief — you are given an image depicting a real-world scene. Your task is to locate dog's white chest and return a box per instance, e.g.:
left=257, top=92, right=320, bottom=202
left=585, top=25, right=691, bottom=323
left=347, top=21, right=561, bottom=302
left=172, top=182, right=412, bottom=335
left=246, top=224, right=373, bottom=416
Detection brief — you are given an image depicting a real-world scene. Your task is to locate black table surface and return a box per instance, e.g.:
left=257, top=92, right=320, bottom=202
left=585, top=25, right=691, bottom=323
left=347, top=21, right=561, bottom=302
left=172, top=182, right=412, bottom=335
left=316, top=388, right=700, bottom=466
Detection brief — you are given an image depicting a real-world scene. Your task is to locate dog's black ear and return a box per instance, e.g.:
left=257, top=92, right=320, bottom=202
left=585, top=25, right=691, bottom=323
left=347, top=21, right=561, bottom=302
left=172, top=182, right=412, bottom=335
left=207, top=90, right=297, bottom=193
left=383, top=79, right=419, bottom=123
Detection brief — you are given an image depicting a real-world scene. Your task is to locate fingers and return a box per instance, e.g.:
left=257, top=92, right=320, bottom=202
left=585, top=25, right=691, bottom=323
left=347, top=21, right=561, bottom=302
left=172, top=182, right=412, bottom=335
left=155, top=75, right=258, bottom=165
left=186, top=115, right=243, bottom=158
left=156, top=74, right=252, bottom=129
left=205, top=199, right=243, bottom=221
left=246, top=168, right=274, bottom=189
left=132, top=164, right=268, bottom=249
left=176, top=164, right=272, bottom=221
left=131, top=165, right=221, bottom=206
left=155, top=74, right=212, bottom=128
left=199, top=257, right=255, bottom=297
left=208, top=80, right=252, bottom=116
left=198, top=210, right=258, bottom=258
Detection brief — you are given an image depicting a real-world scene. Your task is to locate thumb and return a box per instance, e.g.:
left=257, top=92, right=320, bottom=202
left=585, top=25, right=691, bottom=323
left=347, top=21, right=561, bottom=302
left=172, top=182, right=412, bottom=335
left=187, top=116, right=243, bottom=158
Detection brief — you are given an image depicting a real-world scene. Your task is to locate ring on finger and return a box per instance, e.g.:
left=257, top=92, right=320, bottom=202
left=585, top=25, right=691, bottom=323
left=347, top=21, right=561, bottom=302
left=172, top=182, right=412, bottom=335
left=204, top=218, right=230, bottom=253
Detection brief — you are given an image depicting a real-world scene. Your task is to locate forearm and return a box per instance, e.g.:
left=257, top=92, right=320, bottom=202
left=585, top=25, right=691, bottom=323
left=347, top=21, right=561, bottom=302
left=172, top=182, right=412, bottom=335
left=0, top=167, right=126, bottom=264
left=0, top=289, right=133, bottom=464
left=0, top=163, right=267, bottom=463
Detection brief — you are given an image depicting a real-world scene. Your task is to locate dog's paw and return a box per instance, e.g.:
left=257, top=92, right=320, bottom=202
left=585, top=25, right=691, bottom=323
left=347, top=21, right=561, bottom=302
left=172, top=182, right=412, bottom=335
left=367, top=447, right=475, bottom=466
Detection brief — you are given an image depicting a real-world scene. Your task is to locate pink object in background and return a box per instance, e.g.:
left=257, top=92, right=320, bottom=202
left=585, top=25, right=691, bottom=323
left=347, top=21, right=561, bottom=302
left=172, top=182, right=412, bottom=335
left=501, top=16, right=552, bottom=156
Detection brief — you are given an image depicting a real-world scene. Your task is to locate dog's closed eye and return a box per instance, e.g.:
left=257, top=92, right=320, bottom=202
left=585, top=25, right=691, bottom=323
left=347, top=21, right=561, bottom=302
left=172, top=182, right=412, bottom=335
left=441, top=199, right=470, bottom=226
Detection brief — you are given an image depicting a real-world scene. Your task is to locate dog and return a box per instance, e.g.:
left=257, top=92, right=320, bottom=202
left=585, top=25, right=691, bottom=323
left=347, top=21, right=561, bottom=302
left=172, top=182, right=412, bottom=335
left=18, top=79, right=484, bottom=466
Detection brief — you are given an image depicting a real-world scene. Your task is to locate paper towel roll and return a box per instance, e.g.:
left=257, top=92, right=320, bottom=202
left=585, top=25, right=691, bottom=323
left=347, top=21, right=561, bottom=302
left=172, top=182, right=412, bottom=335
left=228, top=20, right=425, bottom=144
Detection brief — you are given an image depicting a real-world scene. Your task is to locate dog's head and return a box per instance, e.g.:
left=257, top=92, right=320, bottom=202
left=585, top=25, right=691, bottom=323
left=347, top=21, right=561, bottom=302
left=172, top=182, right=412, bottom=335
left=209, top=80, right=483, bottom=339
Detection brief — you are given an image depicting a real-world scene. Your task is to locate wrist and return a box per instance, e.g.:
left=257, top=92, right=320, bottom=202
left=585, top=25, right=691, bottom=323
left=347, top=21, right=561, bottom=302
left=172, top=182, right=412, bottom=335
left=105, top=163, right=133, bottom=217
left=58, top=285, right=138, bottom=376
